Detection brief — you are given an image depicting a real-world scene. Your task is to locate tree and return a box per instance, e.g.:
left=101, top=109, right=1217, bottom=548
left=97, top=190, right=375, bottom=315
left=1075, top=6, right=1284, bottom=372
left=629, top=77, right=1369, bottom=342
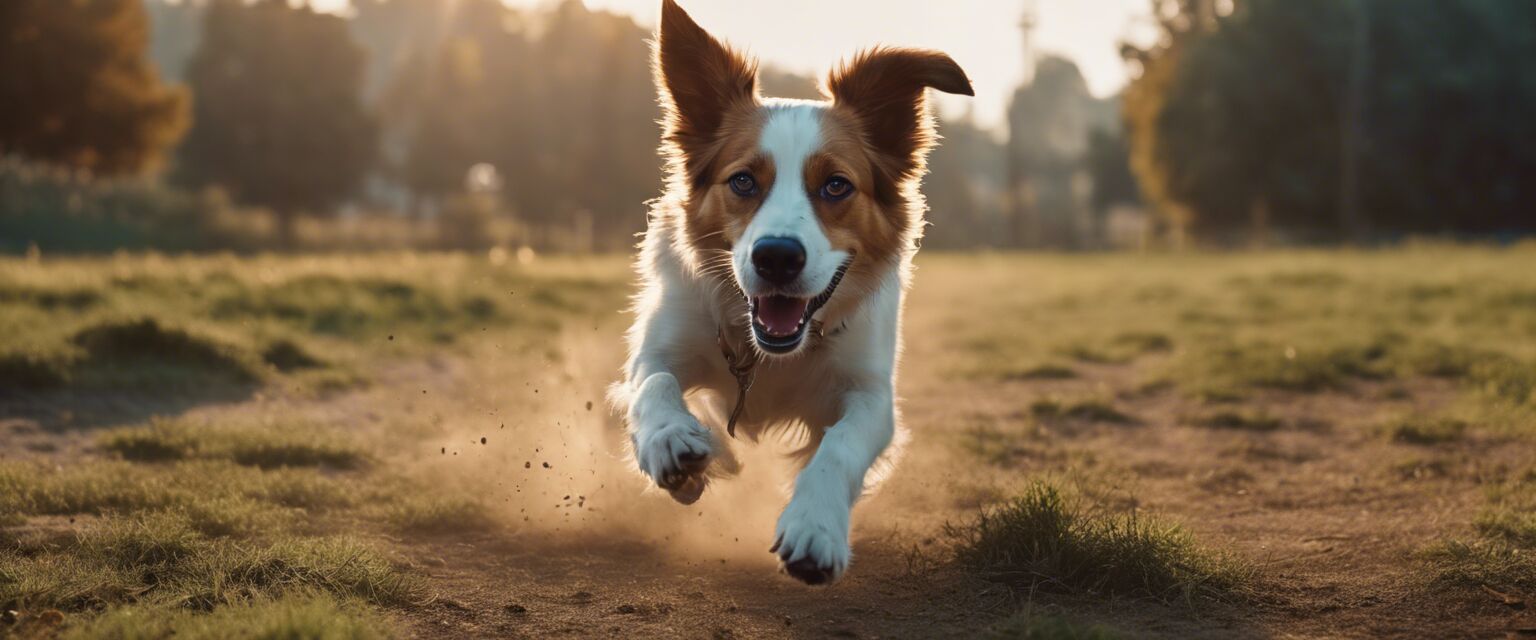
left=178, top=0, right=377, bottom=243
left=1005, top=56, right=1115, bottom=248
left=1086, top=128, right=1140, bottom=215
left=1123, top=0, right=1536, bottom=242
left=0, top=0, right=187, bottom=175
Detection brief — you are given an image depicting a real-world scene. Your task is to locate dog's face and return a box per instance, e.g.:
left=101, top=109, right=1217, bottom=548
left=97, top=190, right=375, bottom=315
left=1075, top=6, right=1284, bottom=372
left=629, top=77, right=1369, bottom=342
left=655, top=0, right=972, bottom=356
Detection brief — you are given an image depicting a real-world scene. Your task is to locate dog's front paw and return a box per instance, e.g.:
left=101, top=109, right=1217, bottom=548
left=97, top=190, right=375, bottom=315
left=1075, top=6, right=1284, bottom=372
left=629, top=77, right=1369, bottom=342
left=633, top=412, right=713, bottom=504
left=771, top=497, right=851, bottom=585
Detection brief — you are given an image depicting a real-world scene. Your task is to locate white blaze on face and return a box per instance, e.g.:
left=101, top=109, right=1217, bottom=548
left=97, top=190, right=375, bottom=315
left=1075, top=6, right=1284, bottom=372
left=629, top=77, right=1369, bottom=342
left=734, top=100, right=850, bottom=300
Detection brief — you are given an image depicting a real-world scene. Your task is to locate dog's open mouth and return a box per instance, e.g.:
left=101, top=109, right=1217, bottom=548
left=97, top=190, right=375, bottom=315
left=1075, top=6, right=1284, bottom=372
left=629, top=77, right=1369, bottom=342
left=749, top=259, right=851, bottom=354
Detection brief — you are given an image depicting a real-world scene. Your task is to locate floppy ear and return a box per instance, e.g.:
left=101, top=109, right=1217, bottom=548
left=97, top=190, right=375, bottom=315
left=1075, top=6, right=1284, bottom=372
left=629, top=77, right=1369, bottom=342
left=826, top=48, right=973, bottom=191
left=654, top=0, right=758, bottom=181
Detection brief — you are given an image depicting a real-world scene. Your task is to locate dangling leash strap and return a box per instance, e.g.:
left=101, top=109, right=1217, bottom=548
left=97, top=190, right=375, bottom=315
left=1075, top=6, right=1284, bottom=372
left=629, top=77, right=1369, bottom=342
left=716, top=328, right=757, bottom=438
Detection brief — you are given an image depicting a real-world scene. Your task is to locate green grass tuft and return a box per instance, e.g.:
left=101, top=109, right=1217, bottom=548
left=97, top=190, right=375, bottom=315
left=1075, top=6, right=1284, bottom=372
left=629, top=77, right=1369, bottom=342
left=99, top=419, right=369, bottom=470
left=1030, top=398, right=1135, bottom=424
left=260, top=339, right=326, bottom=372
left=1379, top=416, right=1467, bottom=445
left=0, top=351, right=71, bottom=390
left=71, top=317, right=259, bottom=383
left=1474, top=472, right=1536, bottom=546
left=1183, top=409, right=1283, bottom=432
left=945, top=482, right=1245, bottom=601
left=1421, top=539, right=1536, bottom=592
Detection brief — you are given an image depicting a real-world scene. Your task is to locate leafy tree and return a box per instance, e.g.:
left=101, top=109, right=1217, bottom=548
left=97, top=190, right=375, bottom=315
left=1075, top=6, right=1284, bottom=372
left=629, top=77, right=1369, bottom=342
left=1123, top=0, right=1536, bottom=242
left=0, top=0, right=187, bottom=175
left=925, top=114, right=1008, bottom=249
left=1086, top=128, right=1140, bottom=215
left=178, top=0, right=377, bottom=243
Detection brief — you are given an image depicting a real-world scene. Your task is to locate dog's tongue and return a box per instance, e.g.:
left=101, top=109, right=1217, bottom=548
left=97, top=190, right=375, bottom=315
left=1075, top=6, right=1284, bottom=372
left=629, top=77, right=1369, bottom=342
left=755, top=296, right=809, bottom=337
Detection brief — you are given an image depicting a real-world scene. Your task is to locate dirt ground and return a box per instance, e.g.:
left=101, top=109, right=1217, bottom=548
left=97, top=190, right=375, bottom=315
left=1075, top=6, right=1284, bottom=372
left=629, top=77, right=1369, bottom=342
left=7, top=253, right=1534, bottom=639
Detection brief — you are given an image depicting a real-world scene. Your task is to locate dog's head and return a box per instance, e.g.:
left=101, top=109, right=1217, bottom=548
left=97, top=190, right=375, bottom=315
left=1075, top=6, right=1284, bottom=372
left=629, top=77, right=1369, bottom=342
left=654, top=0, right=972, bottom=356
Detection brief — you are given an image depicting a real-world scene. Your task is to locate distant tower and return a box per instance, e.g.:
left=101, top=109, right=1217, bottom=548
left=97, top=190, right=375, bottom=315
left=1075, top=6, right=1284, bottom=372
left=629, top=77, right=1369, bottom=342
left=1019, top=0, right=1038, bottom=80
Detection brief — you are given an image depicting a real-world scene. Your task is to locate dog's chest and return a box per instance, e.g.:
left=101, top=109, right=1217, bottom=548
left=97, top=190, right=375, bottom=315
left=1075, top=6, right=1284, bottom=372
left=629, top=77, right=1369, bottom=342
left=689, top=343, right=846, bottom=431
left=740, top=357, right=844, bottom=427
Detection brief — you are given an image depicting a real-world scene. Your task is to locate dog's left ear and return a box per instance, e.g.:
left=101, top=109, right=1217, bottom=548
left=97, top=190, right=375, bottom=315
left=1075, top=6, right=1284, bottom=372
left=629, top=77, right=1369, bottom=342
left=827, top=48, right=973, bottom=190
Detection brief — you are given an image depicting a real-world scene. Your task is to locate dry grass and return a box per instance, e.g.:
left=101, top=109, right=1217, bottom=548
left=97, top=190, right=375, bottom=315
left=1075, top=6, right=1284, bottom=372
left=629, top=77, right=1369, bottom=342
left=56, top=592, right=390, bottom=640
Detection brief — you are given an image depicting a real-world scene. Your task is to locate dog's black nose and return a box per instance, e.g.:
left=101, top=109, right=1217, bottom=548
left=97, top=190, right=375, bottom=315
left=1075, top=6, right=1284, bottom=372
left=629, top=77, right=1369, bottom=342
left=751, top=237, right=806, bottom=286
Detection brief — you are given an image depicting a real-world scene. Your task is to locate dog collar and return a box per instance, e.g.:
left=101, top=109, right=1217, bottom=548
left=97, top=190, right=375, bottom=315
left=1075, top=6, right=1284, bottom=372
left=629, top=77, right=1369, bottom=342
left=717, top=327, right=757, bottom=438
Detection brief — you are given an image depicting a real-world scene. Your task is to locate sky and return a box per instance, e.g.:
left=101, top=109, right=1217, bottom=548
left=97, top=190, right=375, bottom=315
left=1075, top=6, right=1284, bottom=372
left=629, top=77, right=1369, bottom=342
left=308, top=0, right=1155, bottom=134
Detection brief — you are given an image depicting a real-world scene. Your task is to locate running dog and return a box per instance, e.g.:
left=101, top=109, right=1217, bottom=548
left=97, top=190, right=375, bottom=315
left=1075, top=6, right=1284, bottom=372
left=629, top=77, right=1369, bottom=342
left=611, top=0, right=972, bottom=585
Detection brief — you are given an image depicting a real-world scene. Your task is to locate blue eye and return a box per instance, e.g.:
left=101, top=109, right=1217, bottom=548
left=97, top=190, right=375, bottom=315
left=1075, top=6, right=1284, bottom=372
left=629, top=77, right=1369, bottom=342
left=821, top=176, right=854, bottom=201
left=728, top=172, right=757, bottom=196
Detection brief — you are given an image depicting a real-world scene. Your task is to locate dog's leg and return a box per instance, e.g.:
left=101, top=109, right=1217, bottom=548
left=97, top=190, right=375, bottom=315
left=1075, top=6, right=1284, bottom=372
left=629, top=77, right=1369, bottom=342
left=772, top=385, right=893, bottom=585
left=626, top=364, right=715, bottom=504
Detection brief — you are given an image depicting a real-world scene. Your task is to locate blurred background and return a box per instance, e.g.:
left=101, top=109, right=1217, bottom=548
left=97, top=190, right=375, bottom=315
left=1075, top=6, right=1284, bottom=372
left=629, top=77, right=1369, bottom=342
left=2, top=0, right=1534, bottom=255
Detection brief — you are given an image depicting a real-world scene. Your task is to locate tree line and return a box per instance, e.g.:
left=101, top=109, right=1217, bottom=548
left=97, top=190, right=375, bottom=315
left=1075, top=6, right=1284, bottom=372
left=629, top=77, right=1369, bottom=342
left=2, top=0, right=1532, bottom=251
left=1123, top=0, right=1536, bottom=244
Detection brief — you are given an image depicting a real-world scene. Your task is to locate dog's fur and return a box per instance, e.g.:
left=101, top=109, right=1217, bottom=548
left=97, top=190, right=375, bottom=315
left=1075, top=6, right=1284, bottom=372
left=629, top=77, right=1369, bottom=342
left=610, top=0, right=971, bottom=585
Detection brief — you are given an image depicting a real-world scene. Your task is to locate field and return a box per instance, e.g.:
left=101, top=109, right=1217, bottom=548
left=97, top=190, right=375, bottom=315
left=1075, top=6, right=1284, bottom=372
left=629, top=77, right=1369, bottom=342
left=3, top=247, right=1535, bottom=638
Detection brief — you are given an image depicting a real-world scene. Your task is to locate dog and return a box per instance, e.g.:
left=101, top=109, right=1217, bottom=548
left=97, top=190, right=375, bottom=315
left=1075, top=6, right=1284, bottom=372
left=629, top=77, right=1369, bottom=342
left=610, top=0, right=972, bottom=585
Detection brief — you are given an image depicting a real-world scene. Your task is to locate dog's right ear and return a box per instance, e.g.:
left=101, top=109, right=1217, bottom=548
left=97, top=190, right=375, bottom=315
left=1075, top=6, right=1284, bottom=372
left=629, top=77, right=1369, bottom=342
left=655, top=0, right=758, bottom=180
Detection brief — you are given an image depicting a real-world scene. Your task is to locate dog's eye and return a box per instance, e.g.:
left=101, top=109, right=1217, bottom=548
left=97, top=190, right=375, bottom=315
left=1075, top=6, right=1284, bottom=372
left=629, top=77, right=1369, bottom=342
left=728, top=172, right=758, bottom=197
left=821, top=176, right=854, bottom=202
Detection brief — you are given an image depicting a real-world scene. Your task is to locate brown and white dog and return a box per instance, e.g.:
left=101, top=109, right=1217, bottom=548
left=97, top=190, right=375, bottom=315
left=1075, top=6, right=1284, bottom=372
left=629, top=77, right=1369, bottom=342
left=611, top=0, right=972, bottom=585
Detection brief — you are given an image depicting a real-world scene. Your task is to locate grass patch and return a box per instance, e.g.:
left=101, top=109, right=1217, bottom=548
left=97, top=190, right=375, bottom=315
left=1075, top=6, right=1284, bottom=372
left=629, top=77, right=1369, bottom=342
left=1379, top=415, right=1467, bottom=445
left=57, top=592, right=390, bottom=640
left=1169, top=340, right=1378, bottom=396
left=1421, top=539, right=1536, bottom=592
left=1183, top=409, right=1283, bottom=432
left=1008, top=364, right=1079, bottom=381
left=945, top=482, right=1245, bottom=601
left=1030, top=398, right=1135, bottom=425
left=71, top=317, right=260, bottom=384
left=0, top=254, right=630, bottom=402
left=0, top=351, right=71, bottom=390
left=376, top=495, right=498, bottom=535
left=1474, top=471, right=1536, bottom=546
left=260, top=339, right=326, bottom=372
left=1, top=515, right=427, bottom=614
left=1110, top=331, right=1173, bottom=355
left=0, top=459, right=355, bottom=517
left=99, top=419, right=369, bottom=470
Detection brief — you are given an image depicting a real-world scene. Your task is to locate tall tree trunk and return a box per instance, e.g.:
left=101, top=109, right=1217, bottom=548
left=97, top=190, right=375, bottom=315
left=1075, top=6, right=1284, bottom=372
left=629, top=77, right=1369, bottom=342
left=1339, top=0, right=1371, bottom=243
